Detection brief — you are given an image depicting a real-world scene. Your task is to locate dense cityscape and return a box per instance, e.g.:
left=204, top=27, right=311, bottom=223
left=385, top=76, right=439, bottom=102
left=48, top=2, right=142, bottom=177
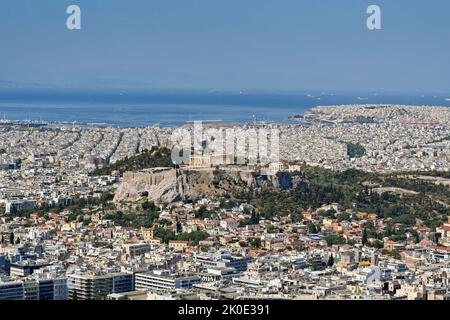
left=1, top=104, right=450, bottom=300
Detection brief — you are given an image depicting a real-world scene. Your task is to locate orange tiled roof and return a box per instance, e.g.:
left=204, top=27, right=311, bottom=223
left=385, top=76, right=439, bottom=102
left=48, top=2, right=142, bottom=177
left=432, top=246, right=450, bottom=252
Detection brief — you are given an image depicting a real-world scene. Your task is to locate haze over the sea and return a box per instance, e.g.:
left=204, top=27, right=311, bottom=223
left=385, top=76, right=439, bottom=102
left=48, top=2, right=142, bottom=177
left=1, top=89, right=450, bottom=126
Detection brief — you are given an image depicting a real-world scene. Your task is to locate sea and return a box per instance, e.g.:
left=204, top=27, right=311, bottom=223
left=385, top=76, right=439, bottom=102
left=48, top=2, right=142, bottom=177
left=0, top=89, right=450, bottom=127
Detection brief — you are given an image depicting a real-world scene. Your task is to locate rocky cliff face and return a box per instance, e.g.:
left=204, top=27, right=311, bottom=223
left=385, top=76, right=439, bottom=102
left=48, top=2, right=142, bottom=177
left=114, top=168, right=304, bottom=204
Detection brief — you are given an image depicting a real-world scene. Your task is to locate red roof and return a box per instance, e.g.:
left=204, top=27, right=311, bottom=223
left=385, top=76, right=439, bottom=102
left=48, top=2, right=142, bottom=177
left=385, top=240, right=399, bottom=245
left=432, top=246, right=450, bottom=252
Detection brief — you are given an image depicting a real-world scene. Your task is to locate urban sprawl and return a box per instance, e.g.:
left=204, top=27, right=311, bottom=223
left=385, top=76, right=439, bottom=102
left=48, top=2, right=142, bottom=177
left=1, top=105, right=450, bottom=301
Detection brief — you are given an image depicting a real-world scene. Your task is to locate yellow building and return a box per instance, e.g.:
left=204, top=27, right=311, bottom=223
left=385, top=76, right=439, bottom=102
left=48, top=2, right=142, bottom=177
left=168, top=240, right=189, bottom=251
left=141, top=227, right=154, bottom=241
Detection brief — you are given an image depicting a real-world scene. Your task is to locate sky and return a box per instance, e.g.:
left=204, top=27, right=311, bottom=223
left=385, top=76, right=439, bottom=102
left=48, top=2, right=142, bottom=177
left=0, top=0, right=449, bottom=93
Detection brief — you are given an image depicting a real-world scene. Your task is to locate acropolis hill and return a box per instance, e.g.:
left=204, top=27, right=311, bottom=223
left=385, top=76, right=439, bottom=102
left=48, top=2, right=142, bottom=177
left=2, top=104, right=450, bottom=210
left=114, top=166, right=304, bottom=204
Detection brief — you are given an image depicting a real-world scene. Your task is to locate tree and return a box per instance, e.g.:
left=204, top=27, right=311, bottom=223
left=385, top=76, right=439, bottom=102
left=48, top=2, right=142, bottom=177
left=154, top=228, right=176, bottom=244
left=391, top=250, right=402, bottom=260
left=250, top=238, right=262, bottom=248
left=327, top=255, right=334, bottom=267
left=410, top=230, right=420, bottom=243
left=176, top=220, right=182, bottom=233
left=325, top=209, right=336, bottom=218
left=347, top=142, right=366, bottom=158
left=337, top=212, right=350, bottom=222
left=414, top=232, right=420, bottom=243
left=82, top=217, right=91, bottom=226
left=251, top=211, right=260, bottom=224
left=238, top=241, right=248, bottom=247
left=196, top=205, right=210, bottom=219
left=371, top=239, right=384, bottom=249
left=291, top=212, right=304, bottom=223
left=325, top=234, right=346, bottom=247
left=308, top=223, right=318, bottom=234
left=142, top=200, right=156, bottom=211
left=176, top=231, right=208, bottom=244
left=91, top=147, right=174, bottom=176
left=362, top=228, right=368, bottom=246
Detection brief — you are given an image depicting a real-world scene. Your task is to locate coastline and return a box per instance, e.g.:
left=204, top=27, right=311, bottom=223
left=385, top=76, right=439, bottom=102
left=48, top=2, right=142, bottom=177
left=1, top=103, right=450, bottom=128
left=1, top=91, right=450, bottom=127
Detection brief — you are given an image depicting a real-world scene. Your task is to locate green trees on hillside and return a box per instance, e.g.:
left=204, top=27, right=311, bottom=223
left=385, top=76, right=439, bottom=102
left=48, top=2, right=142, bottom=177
left=91, top=147, right=174, bottom=176
left=236, top=166, right=450, bottom=232
left=153, top=228, right=208, bottom=244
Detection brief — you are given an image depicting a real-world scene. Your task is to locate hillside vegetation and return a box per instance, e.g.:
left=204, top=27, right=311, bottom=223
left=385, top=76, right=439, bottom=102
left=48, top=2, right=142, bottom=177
left=91, top=147, right=175, bottom=176
left=231, top=166, right=450, bottom=230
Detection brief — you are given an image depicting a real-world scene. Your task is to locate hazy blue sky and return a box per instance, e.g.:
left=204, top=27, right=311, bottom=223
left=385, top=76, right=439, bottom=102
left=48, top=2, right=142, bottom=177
left=0, top=0, right=449, bottom=93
